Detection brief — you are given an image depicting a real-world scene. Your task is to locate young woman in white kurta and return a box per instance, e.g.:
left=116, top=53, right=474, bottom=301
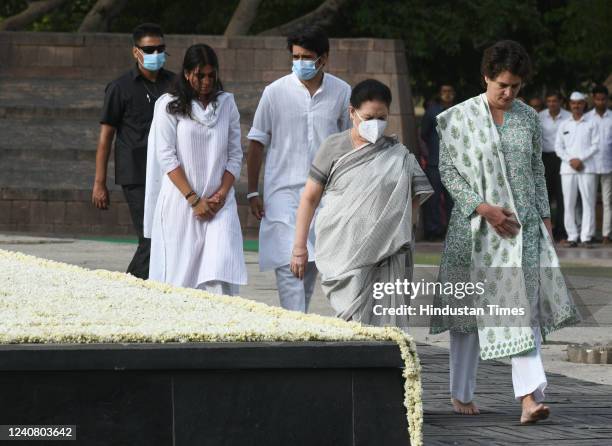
left=145, top=44, right=247, bottom=295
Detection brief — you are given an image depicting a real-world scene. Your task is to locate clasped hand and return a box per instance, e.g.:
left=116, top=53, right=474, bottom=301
left=477, top=203, right=521, bottom=238
left=193, top=189, right=227, bottom=220
left=569, top=158, right=584, bottom=171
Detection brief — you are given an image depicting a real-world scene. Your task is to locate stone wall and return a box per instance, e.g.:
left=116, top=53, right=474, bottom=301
left=0, top=32, right=417, bottom=237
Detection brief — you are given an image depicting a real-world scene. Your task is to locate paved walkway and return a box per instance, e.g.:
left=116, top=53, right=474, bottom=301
left=1, top=233, right=611, bottom=445
left=421, top=343, right=612, bottom=445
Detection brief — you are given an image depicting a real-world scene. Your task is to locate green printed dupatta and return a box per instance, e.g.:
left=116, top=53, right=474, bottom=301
left=435, top=94, right=578, bottom=360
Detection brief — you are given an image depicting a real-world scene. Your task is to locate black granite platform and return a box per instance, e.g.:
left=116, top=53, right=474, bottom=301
left=0, top=341, right=411, bottom=446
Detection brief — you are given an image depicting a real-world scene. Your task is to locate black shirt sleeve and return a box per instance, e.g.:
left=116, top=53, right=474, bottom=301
left=100, top=82, right=123, bottom=127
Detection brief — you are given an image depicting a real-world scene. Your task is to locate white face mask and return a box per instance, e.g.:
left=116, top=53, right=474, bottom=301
left=355, top=110, right=387, bottom=143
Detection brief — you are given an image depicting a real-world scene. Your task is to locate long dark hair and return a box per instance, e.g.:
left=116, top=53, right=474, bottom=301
left=167, top=43, right=224, bottom=117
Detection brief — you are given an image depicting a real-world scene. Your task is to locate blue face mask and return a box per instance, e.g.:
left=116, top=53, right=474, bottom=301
left=140, top=51, right=166, bottom=71
left=292, top=57, right=321, bottom=81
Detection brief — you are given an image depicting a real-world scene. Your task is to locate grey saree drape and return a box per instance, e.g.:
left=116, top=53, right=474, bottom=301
left=315, top=136, right=432, bottom=327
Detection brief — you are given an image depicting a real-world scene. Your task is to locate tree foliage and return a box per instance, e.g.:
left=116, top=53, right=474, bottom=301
left=1, top=0, right=610, bottom=100
left=338, top=0, right=611, bottom=100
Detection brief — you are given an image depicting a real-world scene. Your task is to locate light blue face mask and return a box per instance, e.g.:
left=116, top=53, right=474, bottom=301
left=292, top=57, right=321, bottom=81
left=140, top=51, right=166, bottom=71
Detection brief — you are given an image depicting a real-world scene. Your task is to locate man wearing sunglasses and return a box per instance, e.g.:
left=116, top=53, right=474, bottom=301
left=92, top=23, right=175, bottom=279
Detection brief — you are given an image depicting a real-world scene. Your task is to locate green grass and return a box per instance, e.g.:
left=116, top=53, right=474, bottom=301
left=243, top=239, right=258, bottom=252
left=80, top=237, right=612, bottom=277
left=81, top=236, right=261, bottom=252
left=414, top=253, right=442, bottom=265
left=82, top=237, right=138, bottom=244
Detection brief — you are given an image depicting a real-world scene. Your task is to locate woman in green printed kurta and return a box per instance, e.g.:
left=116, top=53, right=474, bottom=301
left=430, top=41, right=579, bottom=424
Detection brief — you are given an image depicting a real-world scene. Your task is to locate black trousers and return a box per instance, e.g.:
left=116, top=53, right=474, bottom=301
left=122, top=184, right=150, bottom=279
left=542, top=152, right=567, bottom=240
left=423, top=165, right=453, bottom=238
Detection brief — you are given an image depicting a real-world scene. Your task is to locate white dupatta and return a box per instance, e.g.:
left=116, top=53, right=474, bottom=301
left=143, top=92, right=229, bottom=238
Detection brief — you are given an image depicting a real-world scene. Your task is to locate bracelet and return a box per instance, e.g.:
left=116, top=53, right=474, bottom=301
left=247, top=192, right=259, bottom=199
left=190, top=196, right=201, bottom=208
left=292, top=250, right=308, bottom=258
left=185, top=190, right=196, bottom=200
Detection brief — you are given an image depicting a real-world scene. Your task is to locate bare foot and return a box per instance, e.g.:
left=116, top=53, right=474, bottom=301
left=451, top=398, right=480, bottom=415
left=520, top=394, right=550, bottom=424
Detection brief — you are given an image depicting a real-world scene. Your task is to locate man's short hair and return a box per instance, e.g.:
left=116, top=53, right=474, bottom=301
left=592, top=84, right=609, bottom=97
left=545, top=90, right=563, bottom=101
left=286, top=25, right=329, bottom=57
left=132, top=23, right=164, bottom=45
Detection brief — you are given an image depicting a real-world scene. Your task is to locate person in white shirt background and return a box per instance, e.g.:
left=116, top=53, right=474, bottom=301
left=585, top=85, right=612, bottom=244
left=246, top=25, right=351, bottom=312
left=555, top=91, right=600, bottom=248
left=539, top=91, right=571, bottom=241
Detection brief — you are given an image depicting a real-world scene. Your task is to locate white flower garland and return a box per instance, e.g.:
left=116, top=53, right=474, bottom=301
left=0, top=249, right=423, bottom=445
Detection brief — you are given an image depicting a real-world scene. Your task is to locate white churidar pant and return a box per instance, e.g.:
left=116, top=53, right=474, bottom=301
left=198, top=281, right=239, bottom=297
left=450, top=328, right=547, bottom=403
left=561, top=173, right=597, bottom=242
left=274, top=262, right=318, bottom=312
left=600, top=173, right=612, bottom=238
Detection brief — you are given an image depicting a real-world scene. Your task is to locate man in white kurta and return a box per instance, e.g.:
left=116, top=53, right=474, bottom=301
left=247, top=26, right=351, bottom=312
left=555, top=91, right=600, bottom=246
left=585, top=85, right=612, bottom=243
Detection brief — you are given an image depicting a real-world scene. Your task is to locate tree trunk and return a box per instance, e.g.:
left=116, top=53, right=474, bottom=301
left=258, top=0, right=349, bottom=36
left=0, top=0, right=67, bottom=31
left=224, top=0, right=262, bottom=36
left=77, top=0, right=128, bottom=33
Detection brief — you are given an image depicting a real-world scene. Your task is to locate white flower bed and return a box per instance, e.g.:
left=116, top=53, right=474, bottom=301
left=0, top=249, right=423, bottom=445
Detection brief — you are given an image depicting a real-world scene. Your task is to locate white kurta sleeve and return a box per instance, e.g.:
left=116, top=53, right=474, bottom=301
left=581, top=122, right=600, bottom=161
left=247, top=87, right=272, bottom=146
left=226, top=96, right=243, bottom=180
left=338, top=85, right=352, bottom=131
left=554, top=123, right=570, bottom=162
left=153, top=97, right=180, bottom=175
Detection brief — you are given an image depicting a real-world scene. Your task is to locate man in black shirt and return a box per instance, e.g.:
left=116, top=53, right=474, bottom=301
left=92, top=23, right=175, bottom=279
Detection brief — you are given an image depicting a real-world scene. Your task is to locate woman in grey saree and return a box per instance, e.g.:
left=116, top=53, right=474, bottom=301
left=432, top=41, right=579, bottom=423
left=290, top=79, right=433, bottom=328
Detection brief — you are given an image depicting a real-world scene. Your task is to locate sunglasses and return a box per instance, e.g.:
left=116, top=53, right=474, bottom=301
left=137, top=44, right=166, bottom=54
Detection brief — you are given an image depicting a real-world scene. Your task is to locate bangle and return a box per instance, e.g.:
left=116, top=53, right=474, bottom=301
left=189, top=196, right=201, bottom=207
left=185, top=190, right=196, bottom=200
left=247, top=192, right=259, bottom=199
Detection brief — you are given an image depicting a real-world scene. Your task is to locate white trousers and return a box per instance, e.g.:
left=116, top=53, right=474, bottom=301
left=198, top=280, right=239, bottom=296
left=600, top=173, right=612, bottom=237
left=561, top=173, right=597, bottom=242
left=274, top=262, right=318, bottom=312
left=449, top=328, right=547, bottom=403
